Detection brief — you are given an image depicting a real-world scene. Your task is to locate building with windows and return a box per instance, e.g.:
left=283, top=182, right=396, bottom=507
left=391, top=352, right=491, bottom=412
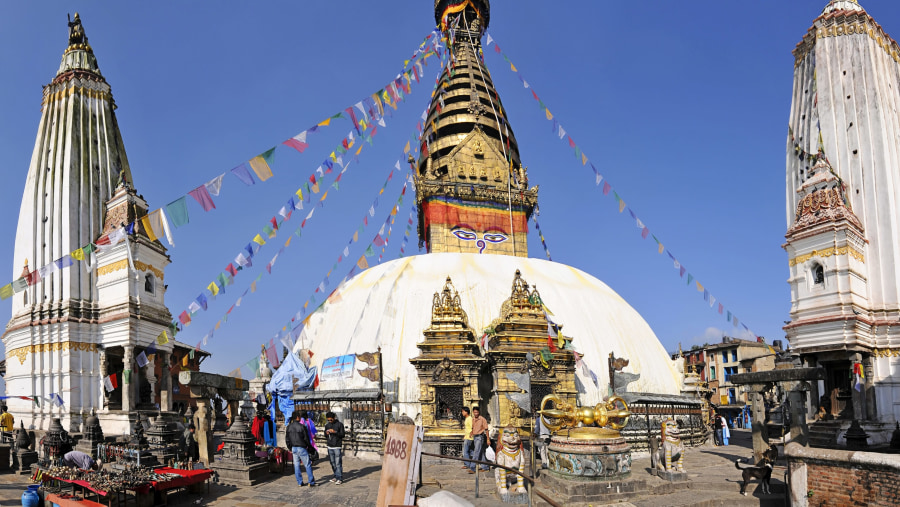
left=700, top=337, right=781, bottom=422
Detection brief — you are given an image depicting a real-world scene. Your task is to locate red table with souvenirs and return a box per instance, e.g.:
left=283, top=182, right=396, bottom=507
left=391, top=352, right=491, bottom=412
left=44, top=467, right=213, bottom=506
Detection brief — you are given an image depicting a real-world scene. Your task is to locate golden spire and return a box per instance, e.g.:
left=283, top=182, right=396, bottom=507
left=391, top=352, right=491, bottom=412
left=416, top=0, right=537, bottom=256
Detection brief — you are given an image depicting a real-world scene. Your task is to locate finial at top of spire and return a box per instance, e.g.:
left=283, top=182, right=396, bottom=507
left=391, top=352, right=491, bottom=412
left=67, top=12, right=88, bottom=46
left=435, top=0, right=490, bottom=31
left=823, top=0, right=865, bottom=15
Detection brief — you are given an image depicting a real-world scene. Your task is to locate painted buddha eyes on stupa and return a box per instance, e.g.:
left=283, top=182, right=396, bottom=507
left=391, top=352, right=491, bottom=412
left=451, top=226, right=508, bottom=253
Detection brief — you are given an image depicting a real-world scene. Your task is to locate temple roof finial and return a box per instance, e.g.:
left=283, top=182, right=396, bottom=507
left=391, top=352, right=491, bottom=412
left=68, top=13, right=88, bottom=46
left=57, top=13, right=101, bottom=77
left=435, top=0, right=490, bottom=31
left=823, top=0, right=864, bottom=15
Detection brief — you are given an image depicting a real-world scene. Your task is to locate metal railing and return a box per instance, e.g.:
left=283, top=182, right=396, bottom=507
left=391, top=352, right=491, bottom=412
left=420, top=451, right=562, bottom=507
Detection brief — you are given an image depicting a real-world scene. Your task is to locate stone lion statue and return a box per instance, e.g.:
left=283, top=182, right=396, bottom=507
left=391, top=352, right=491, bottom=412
left=494, top=425, right=526, bottom=495
left=655, top=418, right=685, bottom=473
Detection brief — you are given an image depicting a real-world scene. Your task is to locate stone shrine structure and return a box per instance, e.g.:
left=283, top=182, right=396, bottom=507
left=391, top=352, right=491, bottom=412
left=145, top=412, right=179, bottom=465
left=74, top=410, right=104, bottom=458
left=13, top=422, right=37, bottom=474
left=213, top=413, right=267, bottom=486
left=784, top=0, right=900, bottom=444
left=3, top=14, right=180, bottom=434
left=179, top=370, right=250, bottom=466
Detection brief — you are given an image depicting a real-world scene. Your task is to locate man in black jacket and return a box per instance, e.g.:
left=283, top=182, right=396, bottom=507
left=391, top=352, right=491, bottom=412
left=285, top=410, right=316, bottom=487
left=324, top=412, right=346, bottom=484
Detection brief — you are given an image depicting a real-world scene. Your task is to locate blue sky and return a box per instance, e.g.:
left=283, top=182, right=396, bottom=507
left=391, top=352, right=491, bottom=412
left=1, top=1, right=897, bottom=376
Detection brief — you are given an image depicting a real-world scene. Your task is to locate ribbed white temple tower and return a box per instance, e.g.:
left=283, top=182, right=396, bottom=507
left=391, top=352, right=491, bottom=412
left=3, top=15, right=175, bottom=432
left=784, top=0, right=900, bottom=442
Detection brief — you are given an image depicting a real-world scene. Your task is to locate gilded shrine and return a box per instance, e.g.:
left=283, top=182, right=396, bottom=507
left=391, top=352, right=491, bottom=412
left=485, top=270, right=577, bottom=433
left=410, top=276, right=486, bottom=452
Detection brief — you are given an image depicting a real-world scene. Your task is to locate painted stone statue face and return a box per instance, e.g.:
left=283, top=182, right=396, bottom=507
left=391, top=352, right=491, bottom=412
left=451, top=226, right=508, bottom=253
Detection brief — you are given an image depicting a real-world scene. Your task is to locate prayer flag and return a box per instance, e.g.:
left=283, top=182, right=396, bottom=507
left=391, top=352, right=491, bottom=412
left=205, top=174, right=225, bottom=196
left=602, top=181, right=611, bottom=195
left=208, top=282, right=220, bottom=296
left=718, top=303, right=724, bottom=315
left=198, top=293, right=208, bottom=310
left=71, top=248, right=85, bottom=261
left=166, top=197, right=190, bottom=227
left=253, top=234, right=266, bottom=246
left=157, top=330, right=169, bottom=345
left=687, top=274, right=694, bottom=285
left=141, top=214, right=159, bottom=242
left=188, top=185, right=216, bottom=212
left=183, top=355, right=189, bottom=367
left=283, top=132, right=309, bottom=153
left=231, top=164, right=256, bottom=186
left=357, top=256, right=369, bottom=270
left=136, top=352, right=149, bottom=368
left=179, top=311, right=191, bottom=325
left=249, top=148, right=275, bottom=182
left=0, top=284, right=12, bottom=300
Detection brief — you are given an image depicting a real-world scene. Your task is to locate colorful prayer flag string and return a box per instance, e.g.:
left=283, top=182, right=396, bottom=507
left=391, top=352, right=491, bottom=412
left=485, top=32, right=771, bottom=346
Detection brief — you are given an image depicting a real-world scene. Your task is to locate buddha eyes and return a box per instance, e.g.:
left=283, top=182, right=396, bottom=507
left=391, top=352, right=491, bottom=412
left=483, top=233, right=507, bottom=243
left=452, top=229, right=478, bottom=241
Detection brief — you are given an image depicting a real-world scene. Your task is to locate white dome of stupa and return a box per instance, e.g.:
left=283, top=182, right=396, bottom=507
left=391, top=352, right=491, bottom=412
left=293, top=253, right=681, bottom=415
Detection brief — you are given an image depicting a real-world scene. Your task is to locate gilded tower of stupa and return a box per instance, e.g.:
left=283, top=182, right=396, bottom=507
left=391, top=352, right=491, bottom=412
left=416, top=0, right=538, bottom=257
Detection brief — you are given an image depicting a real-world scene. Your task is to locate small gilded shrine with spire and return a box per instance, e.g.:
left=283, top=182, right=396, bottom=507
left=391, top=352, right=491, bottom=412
left=415, top=0, right=539, bottom=257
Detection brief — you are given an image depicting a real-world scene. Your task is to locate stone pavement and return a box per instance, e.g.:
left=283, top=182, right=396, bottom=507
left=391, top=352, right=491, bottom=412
left=0, top=430, right=787, bottom=506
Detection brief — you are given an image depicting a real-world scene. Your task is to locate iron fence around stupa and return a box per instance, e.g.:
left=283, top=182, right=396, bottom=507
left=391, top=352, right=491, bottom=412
left=620, top=394, right=708, bottom=451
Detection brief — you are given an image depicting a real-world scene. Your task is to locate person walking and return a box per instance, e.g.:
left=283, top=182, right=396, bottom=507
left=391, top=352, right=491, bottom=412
left=467, top=406, right=490, bottom=473
left=461, top=407, right=473, bottom=470
left=714, top=414, right=723, bottom=446
left=721, top=415, right=730, bottom=446
left=286, top=410, right=316, bottom=487
left=324, top=411, right=345, bottom=484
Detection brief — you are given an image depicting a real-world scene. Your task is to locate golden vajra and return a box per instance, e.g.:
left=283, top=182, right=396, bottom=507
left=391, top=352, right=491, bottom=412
left=538, top=394, right=631, bottom=432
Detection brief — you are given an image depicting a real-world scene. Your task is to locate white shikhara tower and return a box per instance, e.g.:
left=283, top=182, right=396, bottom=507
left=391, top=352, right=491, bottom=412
left=4, top=15, right=175, bottom=432
left=785, top=0, right=900, bottom=437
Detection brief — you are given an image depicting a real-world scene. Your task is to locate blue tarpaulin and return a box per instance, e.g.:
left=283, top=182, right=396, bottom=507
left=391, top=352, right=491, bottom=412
left=267, top=351, right=317, bottom=416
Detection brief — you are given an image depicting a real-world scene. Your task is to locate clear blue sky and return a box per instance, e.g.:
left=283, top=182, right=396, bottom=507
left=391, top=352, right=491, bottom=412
left=2, top=1, right=897, bottom=376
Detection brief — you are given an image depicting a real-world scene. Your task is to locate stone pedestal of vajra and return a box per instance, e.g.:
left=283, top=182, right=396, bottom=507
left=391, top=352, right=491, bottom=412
left=545, top=427, right=632, bottom=479
left=539, top=427, right=639, bottom=504
left=212, top=414, right=268, bottom=486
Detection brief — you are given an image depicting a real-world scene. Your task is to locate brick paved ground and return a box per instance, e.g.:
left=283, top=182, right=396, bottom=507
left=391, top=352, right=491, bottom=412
left=0, top=429, right=788, bottom=506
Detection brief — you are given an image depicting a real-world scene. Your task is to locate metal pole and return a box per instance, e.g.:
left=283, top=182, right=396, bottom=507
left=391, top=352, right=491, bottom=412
left=475, top=465, right=479, bottom=498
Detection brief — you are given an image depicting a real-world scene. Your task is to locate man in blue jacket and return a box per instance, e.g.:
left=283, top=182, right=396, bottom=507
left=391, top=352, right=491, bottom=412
left=324, top=412, right=346, bottom=484
left=285, top=410, right=316, bottom=487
